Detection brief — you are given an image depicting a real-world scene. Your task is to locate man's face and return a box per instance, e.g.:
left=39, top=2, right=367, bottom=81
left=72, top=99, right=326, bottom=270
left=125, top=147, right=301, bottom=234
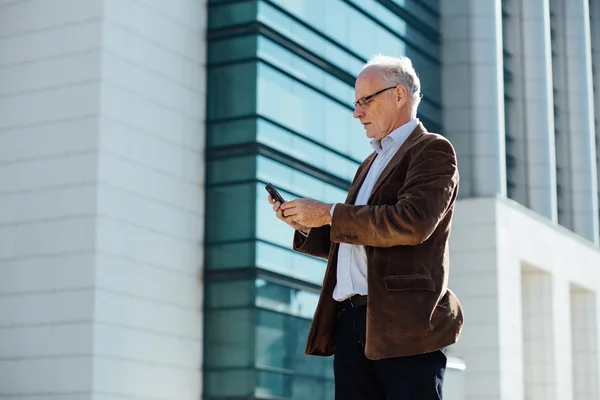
left=353, top=67, right=408, bottom=141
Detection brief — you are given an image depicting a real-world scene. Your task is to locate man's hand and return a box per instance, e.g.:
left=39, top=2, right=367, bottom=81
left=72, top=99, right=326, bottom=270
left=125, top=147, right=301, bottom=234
left=268, top=195, right=309, bottom=233
left=280, top=198, right=333, bottom=228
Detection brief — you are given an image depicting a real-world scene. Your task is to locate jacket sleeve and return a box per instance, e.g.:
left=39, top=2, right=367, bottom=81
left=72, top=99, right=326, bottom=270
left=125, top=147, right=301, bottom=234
left=292, top=226, right=331, bottom=259
left=330, top=138, right=459, bottom=247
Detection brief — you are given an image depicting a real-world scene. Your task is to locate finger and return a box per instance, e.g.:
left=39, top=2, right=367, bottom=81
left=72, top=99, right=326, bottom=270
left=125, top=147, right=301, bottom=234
left=276, top=209, right=288, bottom=222
left=276, top=209, right=283, bottom=219
left=268, top=195, right=274, bottom=204
left=282, top=207, right=299, bottom=218
left=279, top=211, right=296, bottom=225
left=272, top=201, right=280, bottom=212
left=280, top=200, right=296, bottom=210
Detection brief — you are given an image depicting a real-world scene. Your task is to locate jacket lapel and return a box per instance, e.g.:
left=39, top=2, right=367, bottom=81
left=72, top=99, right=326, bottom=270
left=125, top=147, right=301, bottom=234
left=345, top=152, right=376, bottom=205
left=367, top=123, right=427, bottom=203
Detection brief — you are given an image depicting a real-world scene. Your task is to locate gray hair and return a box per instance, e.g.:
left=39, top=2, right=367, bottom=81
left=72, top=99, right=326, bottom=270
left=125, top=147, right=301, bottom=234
left=363, top=55, right=422, bottom=112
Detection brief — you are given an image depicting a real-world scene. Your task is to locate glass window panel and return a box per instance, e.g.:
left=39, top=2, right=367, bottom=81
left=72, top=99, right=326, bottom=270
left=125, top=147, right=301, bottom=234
left=323, top=40, right=363, bottom=77
left=255, top=370, right=333, bottom=400
left=207, top=62, right=257, bottom=121
left=257, top=118, right=293, bottom=150
left=256, top=202, right=295, bottom=249
left=255, top=278, right=320, bottom=319
left=257, top=36, right=357, bottom=104
left=257, top=36, right=294, bottom=73
left=273, top=0, right=439, bottom=60
left=323, top=1, right=349, bottom=44
left=256, top=370, right=291, bottom=398
left=256, top=158, right=348, bottom=201
left=256, top=157, right=295, bottom=193
left=255, top=241, right=326, bottom=286
left=288, top=20, right=326, bottom=59
left=415, top=62, right=442, bottom=102
left=208, top=1, right=257, bottom=29
left=207, top=35, right=257, bottom=64
left=206, top=280, right=256, bottom=309
left=323, top=151, right=360, bottom=183
left=417, top=99, right=441, bottom=125
left=205, top=369, right=256, bottom=397
left=408, top=0, right=440, bottom=17
left=207, top=156, right=256, bottom=185
left=323, top=74, right=354, bottom=105
left=257, top=118, right=360, bottom=183
left=204, top=308, right=256, bottom=369
left=349, top=0, right=441, bottom=49
left=256, top=309, right=334, bottom=379
left=360, top=0, right=404, bottom=32
left=257, top=1, right=364, bottom=75
left=291, top=375, right=333, bottom=400
left=207, top=118, right=257, bottom=148
left=375, top=23, right=406, bottom=57
left=346, top=7, right=382, bottom=58
left=206, top=183, right=256, bottom=242
left=257, top=63, right=369, bottom=161
left=272, top=0, right=326, bottom=30
left=206, top=242, right=255, bottom=269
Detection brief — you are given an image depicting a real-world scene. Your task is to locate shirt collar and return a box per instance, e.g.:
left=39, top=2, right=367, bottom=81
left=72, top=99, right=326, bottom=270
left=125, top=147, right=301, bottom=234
left=370, top=119, right=419, bottom=155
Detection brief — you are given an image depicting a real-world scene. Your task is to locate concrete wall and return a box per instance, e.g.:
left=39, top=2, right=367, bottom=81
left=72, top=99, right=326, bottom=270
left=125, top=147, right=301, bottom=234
left=448, top=197, right=600, bottom=400
left=0, top=1, right=206, bottom=398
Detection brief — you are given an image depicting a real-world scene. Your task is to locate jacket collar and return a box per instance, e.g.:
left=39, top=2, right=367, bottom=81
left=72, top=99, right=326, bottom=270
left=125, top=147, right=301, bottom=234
left=345, top=123, right=428, bottom=205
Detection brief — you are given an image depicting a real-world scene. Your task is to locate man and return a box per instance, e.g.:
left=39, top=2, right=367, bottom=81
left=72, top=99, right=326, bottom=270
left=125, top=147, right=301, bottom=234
left=268, top=55, right=463, bottom=399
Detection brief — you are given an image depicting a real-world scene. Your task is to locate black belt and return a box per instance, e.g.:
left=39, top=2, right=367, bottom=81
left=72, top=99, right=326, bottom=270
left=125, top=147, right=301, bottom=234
left=341, top=294, right=368, bottom=308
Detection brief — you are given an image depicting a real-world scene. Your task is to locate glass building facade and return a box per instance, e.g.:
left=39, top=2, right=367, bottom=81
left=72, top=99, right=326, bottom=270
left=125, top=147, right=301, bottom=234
left=203, top=0, right=442, bottom=398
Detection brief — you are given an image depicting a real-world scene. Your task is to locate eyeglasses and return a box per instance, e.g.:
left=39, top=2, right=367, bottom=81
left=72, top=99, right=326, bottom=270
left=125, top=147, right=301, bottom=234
left=353, top=87, right=424, bottom=108
left=353, top=86, right=396, bottom=108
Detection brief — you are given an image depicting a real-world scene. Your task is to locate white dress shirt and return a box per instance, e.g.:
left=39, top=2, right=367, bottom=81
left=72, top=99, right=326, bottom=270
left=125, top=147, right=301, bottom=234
left=332, top=119, right=419, bottom=301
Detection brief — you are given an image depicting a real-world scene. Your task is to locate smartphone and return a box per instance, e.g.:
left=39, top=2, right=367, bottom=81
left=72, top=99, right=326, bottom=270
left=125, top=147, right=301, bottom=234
left=265, top=183, right=286, bottom=204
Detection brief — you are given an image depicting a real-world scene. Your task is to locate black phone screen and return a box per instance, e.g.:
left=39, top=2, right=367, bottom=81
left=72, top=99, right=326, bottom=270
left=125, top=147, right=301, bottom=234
left=265, top=183, right=286, bottom=203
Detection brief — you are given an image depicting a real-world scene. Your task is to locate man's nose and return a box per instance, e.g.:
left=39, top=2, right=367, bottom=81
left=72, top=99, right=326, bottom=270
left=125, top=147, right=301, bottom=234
left=353, top=107, right=364, bottom=119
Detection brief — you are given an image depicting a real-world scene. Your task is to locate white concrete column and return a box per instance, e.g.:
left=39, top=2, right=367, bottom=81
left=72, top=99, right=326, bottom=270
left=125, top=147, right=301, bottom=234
left=551, top=0, right=600, bottom=243
left=448, top=199, right=524, bottom=399
left=521, top=267, right=557, bottom=400
left=552, top=275, right=574, bottom=400
left=502, top=0, right=558, bottom=221
left=441, top=0, right=507, bottom=198
left=0, top=1, right=206, bottom=399
left=590, top=0, right=600, bottom=239
left=502, top=0, right=528, bottom=204
left=496, top=252, right=526, bottom=400
left=522, top=0, right=559, bottom=221
left=571, top=286, right=599, bottom=400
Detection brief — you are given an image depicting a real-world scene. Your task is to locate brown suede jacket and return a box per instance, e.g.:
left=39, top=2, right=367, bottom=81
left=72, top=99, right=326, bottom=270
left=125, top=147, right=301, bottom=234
left=293, top=123, right=464, bottom=360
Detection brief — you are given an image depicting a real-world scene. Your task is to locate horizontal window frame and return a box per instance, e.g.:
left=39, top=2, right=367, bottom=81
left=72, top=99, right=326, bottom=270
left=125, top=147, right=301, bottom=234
left=207, top=114, right=363, bottom=166
left=206, top=142, right=353, bottom=189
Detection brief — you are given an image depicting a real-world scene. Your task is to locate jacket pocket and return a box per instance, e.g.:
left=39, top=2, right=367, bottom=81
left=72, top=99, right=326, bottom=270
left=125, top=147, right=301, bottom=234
left=384, top=274, right=436, bottom=292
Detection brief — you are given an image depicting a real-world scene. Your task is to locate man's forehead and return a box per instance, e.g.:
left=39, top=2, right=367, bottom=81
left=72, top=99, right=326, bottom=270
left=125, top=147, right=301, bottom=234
left=355, top=68, right=385, bottom=96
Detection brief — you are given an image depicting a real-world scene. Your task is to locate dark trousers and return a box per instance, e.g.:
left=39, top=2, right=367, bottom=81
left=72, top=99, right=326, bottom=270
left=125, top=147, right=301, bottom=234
left=334, top=306, right=446, bottom=400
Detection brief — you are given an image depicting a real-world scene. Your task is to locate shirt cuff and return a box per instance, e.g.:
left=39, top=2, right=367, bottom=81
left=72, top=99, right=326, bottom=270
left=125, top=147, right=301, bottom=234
left=299, top=228, right=311, bottom=237
left=329, top=203, right=336, bottom=224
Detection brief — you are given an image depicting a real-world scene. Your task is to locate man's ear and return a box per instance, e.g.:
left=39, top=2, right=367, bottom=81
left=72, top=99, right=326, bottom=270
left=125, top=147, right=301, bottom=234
left=395, top=86, right=408, bottom=106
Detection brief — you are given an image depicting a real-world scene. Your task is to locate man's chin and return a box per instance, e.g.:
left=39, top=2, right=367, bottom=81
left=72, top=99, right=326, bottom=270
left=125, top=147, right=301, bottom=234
left=365, top=130, right=380, bottom=140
